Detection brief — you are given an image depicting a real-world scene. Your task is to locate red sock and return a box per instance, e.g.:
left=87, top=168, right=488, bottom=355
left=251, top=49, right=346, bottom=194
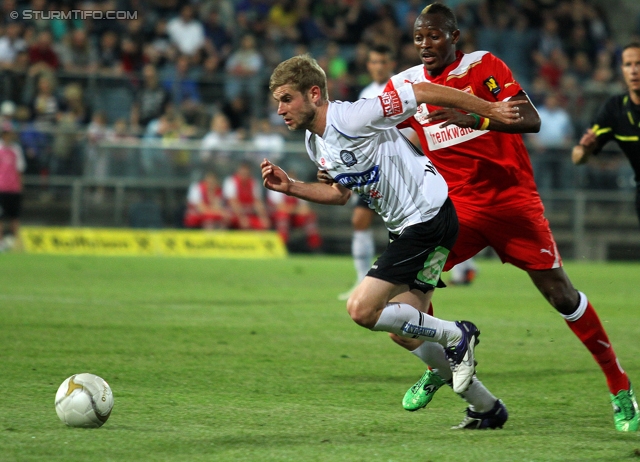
left=565, top=299, right=629, bottom=394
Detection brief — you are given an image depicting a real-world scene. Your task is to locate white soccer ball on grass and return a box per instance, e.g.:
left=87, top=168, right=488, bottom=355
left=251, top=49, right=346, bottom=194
left=54, top=373, right=114, bottom=428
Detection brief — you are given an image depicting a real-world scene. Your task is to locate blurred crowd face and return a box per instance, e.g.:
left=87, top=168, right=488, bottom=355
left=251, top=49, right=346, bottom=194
left=621, top=46, right=640, bottom=94
left=366, top=51, right=395, bottom=85
left=413, top=13, right=459, bottom=76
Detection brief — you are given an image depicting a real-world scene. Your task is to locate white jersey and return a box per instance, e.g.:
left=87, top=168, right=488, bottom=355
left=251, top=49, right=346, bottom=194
left=358, top=81, right=386, bottom=100
left=305, top=85, right=448, bottom=234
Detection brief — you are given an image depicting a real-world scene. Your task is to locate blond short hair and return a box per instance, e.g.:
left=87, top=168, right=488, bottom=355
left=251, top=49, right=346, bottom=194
left=269, top=54, right=328, bottom=101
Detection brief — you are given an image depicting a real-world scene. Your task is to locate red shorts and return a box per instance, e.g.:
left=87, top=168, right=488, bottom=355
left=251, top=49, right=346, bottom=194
left=445, top=199, right=562, bottom=272
left=228, top=214, right=269, bottom=230
left=184, top=211, right=226, bottom=228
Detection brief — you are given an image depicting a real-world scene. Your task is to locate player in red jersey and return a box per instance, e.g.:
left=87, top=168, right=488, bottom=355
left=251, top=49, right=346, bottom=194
left=267, top=186, right=322, bottom=251
left=223, top=161, right=271, bottom=230
left=184, top=169, right=229, bottom=229
left=385, top=3, right=637, bottom=431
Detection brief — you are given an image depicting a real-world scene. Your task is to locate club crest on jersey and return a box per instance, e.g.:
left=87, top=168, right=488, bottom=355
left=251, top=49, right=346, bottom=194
left=483, top=76, right=500, bottom=95
left=340, top=150, right=357, bottom=167
left=334, top=165, right=380, bottom=189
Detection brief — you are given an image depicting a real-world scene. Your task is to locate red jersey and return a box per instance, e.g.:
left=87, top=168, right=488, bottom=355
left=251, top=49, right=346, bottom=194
left=386, top=50, right=540, bottom=209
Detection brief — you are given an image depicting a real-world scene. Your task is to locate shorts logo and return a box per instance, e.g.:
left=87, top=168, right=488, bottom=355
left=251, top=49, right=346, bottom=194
left=334, top=165, right=380, bottom=189
left=320, top=157, right=326, bottom=166
left=340, top=150, right=357, bottom=167
left=379, top=90, right=403, bottom=117
left=368, top=189, right=383, bottom=199
left=483, top=76, right=500, bottom=95
left=417, top=247, right=449, bottom=286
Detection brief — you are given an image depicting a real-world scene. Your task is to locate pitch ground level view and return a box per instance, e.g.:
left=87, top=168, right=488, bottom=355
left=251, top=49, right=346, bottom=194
left=1, top=255, right=639, bottom=461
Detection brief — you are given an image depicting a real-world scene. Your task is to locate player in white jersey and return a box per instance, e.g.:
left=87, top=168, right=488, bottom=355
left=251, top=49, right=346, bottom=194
left=260, top=54, right=522, bottom=400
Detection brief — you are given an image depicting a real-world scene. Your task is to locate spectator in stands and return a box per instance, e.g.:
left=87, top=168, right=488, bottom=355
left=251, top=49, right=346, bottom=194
left=162, top=54, right=201, bottom=108
left=0, top=22, right=26, bottom=67
left=267, top=184, right=322, bottom=252
left=157, top=111, right=196, bottom=178
left=59, top=83, right=90, bottom=125
left=184, top=168, right=229, bottom=229
left=49, top=3, right=82, bottom=41
left=309, top=0, right=347, bottom=42
left=147, top=19, right=171, bottom=64
left=267, top=0, right=301, bottom=44
left=198, top=53, right=224, bottom=106
left=29, top=71, right=60, bottom=125
left=527, top=92, right=575, bottom=192
left=223, top=160, right=270, bottom=230
left=0, top=121, right=25, bottom=251
left=96, top=30, right=122, bottom=75
left=251, top=118, right=286, bottom=162
left=203, top=8, right=233, bottom=61
left=58, top=28, right=98, bottom=74
left=201, top=112, right=243, bottom=166
left=120, top=36, right=145, bottom=75
left=27, top=30, right=60, bottom=73
left=167, top=4, right=206, bottom=57
left=535, top=47, right=570, bottom=89
left=222, top=94, right=251, bottom=132
left=131, top=64, right=172, bottom=132
left=223, top=34, right=264, bottom=110
left=2, top=49, right=29, bottom=105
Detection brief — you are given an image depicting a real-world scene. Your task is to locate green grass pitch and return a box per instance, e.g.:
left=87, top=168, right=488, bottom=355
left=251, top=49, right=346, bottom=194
left=1, top=254, right=639, bottom=461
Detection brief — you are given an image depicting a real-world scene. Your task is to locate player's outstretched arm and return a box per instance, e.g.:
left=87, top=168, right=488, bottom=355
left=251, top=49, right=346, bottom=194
left=412, top=82, right=524, bottom=125
left=261, top=159, right=351, bottom=206
left=425, top=92, right=540, bottom=134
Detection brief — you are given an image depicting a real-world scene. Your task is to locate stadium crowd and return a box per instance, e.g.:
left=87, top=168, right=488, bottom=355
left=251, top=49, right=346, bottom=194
left=0, top=0, right=636, bottom=186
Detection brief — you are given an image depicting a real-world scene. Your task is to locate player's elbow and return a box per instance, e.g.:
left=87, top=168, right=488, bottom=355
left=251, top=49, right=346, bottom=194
left=524, top=113, right=541, bottom=133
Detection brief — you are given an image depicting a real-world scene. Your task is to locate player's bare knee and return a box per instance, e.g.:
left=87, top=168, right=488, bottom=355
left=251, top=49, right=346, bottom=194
left=346, top=296, right=377, bottom=328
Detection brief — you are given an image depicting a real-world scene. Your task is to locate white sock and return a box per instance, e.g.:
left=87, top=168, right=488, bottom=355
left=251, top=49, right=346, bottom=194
left=410, top=341, right=452, bottom=381
left=459, top=378, right=498, bottom=413
left=372, top=303, right=461, bottom=346
left=352, top=229, right=374, bottom=282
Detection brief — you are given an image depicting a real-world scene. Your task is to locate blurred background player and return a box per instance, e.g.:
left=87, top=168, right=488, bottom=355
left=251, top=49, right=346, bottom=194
left=184, top=168, right=229, bottom=230
left=267, top=175, right=322, bottom=252
left=0, top=121, right=26, bottom=251
left=223, top=160, right=271, bottom=230
left=337, top=44, right=395, bottom=301
left=572, top=42, right=640, bottom=228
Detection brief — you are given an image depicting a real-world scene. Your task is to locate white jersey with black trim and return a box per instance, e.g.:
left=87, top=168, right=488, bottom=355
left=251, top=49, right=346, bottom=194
left=304, top=85, right=448, bottom=234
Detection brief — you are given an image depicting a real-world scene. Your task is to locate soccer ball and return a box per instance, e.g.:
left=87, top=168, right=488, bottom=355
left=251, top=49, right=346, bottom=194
left=54, top=373, right=114, bottom=428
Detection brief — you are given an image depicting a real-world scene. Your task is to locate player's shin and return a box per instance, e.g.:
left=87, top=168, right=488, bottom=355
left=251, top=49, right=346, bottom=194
left=562, top=291, right=630, bottom=395
left=372, top=303, right=461, bottom=347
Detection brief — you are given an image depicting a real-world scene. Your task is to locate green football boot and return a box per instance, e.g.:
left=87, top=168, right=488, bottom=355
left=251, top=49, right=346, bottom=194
left=611, top=383, right=639, bottom=432
left=402, top=369, right=446, bottom=411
